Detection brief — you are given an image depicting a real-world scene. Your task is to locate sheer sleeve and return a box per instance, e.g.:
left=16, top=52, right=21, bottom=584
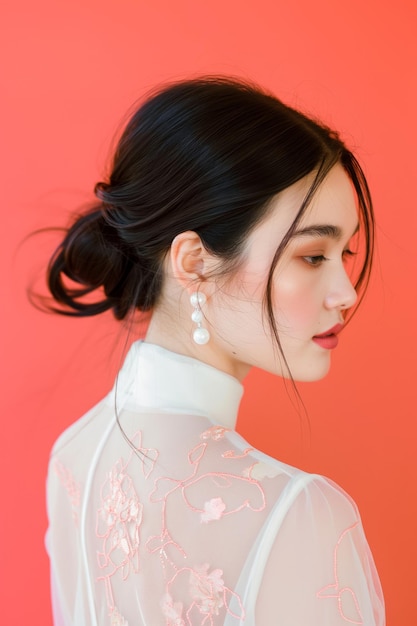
left=49, top=564, right=67, bottom=626
left=253, top=476, right=385, bottom=626
left=45, top=478, right=71, bottom=626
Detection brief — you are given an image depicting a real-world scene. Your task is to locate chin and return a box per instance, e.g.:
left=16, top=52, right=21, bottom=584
left=302, top=361, right=332, bottom=382
left=283, top=356, right=332, bottom=383
left=303, top=370, right=330, bottom=382
left=263, top=350, right=332, bottom=382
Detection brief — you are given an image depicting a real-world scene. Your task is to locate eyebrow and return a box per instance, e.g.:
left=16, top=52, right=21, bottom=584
left=291, top=223, right=359, bottom=240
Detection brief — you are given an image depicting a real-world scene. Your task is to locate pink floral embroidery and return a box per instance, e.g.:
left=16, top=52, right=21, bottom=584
left=95, top=444, right=147, bottom=624
left=110, top=606, right=129, bottom=626
left=150, top=442, right=265, bottom=521
left=147, top=431, right=264, bottom=624
left=242, top=461, right=280, bottom=480
left=161, top=593, right=185, bottom=626
left=200, top=498, right=226, bottom=523
left=96, top=459, right=143, bottom=579
left=189, top=564, right=225, bottom=615
left=222, top=447, right=254, bottom=459
left=54, top=460, right=80, bottom=525
left=200, top=426, right=229, bottom=441
left=317, top=522, right=364, bottom=624
left=164, top=564, right=245, bottom=625
left=147, top=439, right=265, bottom=585
left=96, top=425, right=264, bottom=624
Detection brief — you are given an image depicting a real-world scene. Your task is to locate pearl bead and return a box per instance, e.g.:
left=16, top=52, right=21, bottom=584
left=191, top=309, right=203, bottom=323
left=193, top=327, right=210, bottom=345
left=190, top=292, right=206, bottom=307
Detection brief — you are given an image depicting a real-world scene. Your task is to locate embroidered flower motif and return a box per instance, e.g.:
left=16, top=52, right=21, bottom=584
left=189, top=564, right=225, bottom=616
left=54, top=460, right=81, bottom=525
left=110, top=606, right=129, bottom=626
left=96, top=460, right=143, bottom=579
left=242, top=461, right=280, bottom=480
left=222, top=447, right=254, bottom=459
left=200, top=426, right=229, bottom=441
left=161, top=593, right=185, bottom=626
left=200, top=497, right=226, bottom=523
left=95, top=424, right=263, bottom=624
left=163, top=564, right=245, bottom=625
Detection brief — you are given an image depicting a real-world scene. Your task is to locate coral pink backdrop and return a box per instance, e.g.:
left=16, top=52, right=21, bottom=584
left=2, top=1, right=416, bottom=623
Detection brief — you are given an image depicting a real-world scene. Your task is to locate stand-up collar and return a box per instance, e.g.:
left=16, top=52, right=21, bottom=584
left=113, top=341, right=244, bottom=429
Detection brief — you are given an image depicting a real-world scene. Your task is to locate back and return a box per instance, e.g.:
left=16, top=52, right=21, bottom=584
left=46, top=342, right=384, bottom=625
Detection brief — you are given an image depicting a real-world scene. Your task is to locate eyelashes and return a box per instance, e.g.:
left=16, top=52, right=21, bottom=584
left=302, top=249, right=357, bottom=268
left=342, top=248, right=356, bottom=260
left=302, top=254, right=328, bottom=267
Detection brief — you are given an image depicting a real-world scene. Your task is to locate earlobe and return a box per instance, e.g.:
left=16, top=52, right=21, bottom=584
left=170, top=231, right=208, bottom=292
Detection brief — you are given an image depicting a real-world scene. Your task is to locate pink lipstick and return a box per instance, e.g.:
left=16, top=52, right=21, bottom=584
left=312, top=324, right=344, bottom=350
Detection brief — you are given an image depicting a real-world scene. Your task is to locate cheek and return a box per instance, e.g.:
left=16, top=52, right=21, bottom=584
left=273, top=269, right=321, bottom=332
left=211, top=271, right=266, bottom=337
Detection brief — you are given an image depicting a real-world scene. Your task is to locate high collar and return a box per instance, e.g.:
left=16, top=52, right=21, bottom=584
left=113, top=341, right=244, bottom=429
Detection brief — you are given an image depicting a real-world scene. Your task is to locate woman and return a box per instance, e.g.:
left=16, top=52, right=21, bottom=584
left=45, top=77, right=385, bottom=625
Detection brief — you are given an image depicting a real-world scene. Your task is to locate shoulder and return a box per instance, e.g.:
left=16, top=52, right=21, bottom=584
left=240, top=430, right=357, bottom=497
left=219, top=428, right=360, bottom=523
left=49, top=392, right=114, bottom=459
left=248, top=452, right=384, bottom=625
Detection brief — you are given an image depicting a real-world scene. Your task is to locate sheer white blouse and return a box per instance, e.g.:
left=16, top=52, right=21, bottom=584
left=46, top=341, right=385, bottom=626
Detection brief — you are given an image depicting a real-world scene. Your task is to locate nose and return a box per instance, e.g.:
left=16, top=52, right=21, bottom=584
left=324, top=266, right=358, bottom=311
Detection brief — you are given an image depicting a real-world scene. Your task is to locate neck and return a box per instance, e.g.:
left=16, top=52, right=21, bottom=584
left=145, top=309, right=252, bottom=382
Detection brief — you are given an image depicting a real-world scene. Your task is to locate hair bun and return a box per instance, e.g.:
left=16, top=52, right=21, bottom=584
left=47, top=208, right=136, bottom=318
left=47, top=205, right=163, bottom=319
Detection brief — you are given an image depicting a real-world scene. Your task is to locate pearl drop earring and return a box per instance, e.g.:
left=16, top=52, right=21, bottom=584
left=190, top=292, right=210, bottom=345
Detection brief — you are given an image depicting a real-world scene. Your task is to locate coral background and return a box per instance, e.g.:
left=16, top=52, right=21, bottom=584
left=2, top=0, right=416, bottom=623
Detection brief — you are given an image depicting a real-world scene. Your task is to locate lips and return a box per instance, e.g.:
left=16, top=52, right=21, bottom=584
left=312, top=324, right=344, bottom=350
left=314, top=323, right=344, bottom=338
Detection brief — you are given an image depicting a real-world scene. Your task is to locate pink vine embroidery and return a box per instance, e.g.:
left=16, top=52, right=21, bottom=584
left=316, top=522, right=364, bottom=624
left=53, top=460, right=81, bottom=525
left=147, top=439, right=266, bottom=577
left=92, top=425, right=267, bottom=624
left=200, top=425, right=229, bottom=441
left=147, top=433, right=266, bottom=624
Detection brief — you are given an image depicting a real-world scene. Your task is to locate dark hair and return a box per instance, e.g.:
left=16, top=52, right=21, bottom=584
left=47, top=76, right=374, bottom=342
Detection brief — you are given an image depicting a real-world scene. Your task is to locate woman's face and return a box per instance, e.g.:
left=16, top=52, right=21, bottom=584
left=206, top=164, right=359, bottom=381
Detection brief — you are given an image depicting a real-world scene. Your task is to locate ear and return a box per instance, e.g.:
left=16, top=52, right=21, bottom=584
left=169, top=231, right=213, bottom=293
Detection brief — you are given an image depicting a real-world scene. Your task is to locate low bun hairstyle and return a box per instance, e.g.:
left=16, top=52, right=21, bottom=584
left=48, top=208, right=162, bottom=319
left=47, top=76, right=374, bottom=321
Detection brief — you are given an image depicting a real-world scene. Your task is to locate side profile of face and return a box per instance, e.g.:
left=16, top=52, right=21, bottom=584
left=148, top=164, right=360, bottom=382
